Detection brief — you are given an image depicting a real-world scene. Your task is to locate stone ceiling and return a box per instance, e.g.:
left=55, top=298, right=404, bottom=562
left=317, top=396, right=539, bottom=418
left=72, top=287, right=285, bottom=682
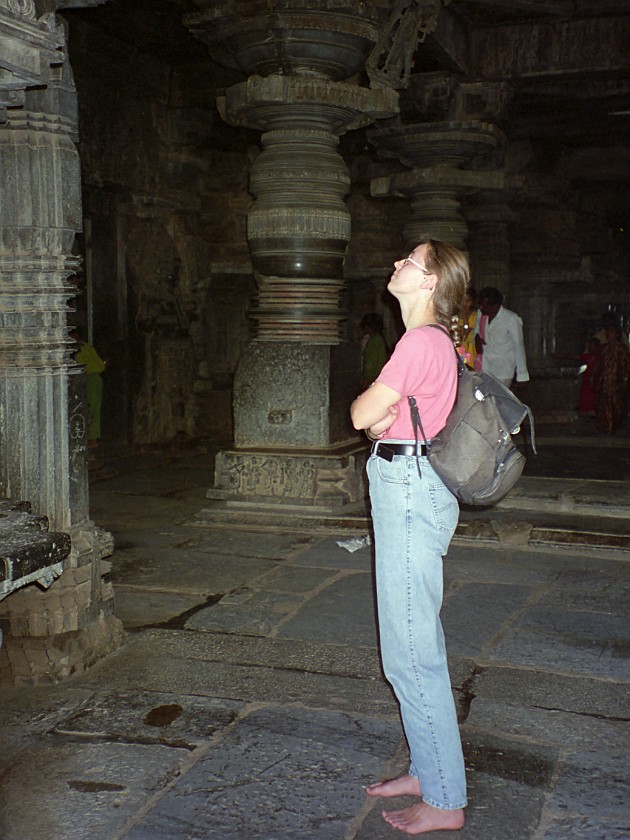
left=51, top=0, right=630, bottom=222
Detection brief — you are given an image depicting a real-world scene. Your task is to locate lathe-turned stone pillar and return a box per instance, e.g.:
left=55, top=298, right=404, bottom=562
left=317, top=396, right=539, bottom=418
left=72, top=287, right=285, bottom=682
left=185, top=2, right=398, bottom=517
left=0, top=7, right=123, bottom=683
left=369, top=120, right=504, bottom=251
left=369, top=76, right=516, bottom=259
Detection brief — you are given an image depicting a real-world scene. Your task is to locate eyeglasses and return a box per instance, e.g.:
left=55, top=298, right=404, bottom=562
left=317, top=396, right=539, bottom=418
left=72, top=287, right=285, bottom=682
left=403, top=255, right=432, bottom=275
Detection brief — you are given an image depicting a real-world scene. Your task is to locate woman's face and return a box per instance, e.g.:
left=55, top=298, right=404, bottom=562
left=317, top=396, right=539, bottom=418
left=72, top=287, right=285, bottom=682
left=388, top=243, right=435, bottom=297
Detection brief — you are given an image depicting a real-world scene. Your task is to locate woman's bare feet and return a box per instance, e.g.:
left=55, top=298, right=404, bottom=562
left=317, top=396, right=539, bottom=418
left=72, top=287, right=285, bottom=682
left=383, top=802, right=465, bottom=835
left=365, top=774, right=422, bottom=798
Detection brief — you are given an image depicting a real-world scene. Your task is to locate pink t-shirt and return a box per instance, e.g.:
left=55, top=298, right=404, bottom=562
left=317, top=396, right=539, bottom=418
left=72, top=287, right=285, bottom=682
left=376, top=326, right=457, bottom=441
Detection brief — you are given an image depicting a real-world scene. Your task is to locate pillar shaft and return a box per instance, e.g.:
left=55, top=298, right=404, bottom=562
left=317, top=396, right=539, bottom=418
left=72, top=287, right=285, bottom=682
left=0, top=11, right=123, bottom=684
left=0, top=47, right=87, bottom=534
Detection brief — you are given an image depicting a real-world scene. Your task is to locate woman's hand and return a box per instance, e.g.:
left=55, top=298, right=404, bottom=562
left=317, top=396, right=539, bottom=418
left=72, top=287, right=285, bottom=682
left=367, top=405, right=399, bottom=439
left=351, top=381, right=401, bottom=432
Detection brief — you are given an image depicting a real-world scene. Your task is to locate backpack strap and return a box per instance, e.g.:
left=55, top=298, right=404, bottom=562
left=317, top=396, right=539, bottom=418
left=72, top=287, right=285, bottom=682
left=407, top=395, right=427, bottom=478
left=407, top=323, right=457, bottom=477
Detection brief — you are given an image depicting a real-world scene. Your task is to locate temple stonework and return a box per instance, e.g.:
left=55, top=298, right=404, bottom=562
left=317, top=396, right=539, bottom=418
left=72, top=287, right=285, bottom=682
left=1, top=0, right=629, bottom=682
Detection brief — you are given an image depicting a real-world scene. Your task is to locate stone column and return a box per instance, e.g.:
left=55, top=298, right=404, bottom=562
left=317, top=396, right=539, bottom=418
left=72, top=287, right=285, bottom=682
left=369, top=120, right=505, bottom=251
left=369, top=76, right=515, bottom=257
left=0, top=5, right=123, bottom=684
left=185, top=2, right=398, bottom=521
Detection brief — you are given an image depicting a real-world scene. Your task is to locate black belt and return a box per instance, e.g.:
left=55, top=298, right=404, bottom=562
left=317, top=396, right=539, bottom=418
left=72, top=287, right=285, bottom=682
left=373, top=442, right=427, bottom=461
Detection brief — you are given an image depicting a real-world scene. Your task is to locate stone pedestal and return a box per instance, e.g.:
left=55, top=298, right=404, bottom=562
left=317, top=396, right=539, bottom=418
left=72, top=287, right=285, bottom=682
left=208, top=342, right=365, bottom=511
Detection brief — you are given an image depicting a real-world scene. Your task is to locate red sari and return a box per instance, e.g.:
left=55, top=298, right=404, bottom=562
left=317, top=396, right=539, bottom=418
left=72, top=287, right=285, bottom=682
left=595, top=340, right=630, bottom=433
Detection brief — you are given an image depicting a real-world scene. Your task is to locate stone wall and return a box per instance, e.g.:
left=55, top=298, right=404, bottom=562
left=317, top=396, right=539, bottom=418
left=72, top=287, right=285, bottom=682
left=64, top=2, right=258, bottom=445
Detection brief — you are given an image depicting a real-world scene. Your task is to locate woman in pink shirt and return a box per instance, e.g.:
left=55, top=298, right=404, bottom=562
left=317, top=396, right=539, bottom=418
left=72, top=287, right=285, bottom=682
left=351, top=237, right=469, bottom=835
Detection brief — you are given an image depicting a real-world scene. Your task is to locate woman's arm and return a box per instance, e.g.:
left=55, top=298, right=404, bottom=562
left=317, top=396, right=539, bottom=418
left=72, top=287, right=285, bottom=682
left=351, top=381, right=401, bottom=436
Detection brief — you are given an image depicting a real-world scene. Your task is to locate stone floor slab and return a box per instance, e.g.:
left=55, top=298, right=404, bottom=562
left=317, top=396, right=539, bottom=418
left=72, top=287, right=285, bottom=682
left=548, top=749, right=630, bottom=819
left=465, top=698, right=630, bottom=753
left=444, top=546, right=552, bottom=587
left=254, top=563, right=339, bottom=593
left=541, top=815, right=630, bottom=840
left=0, top=686, right=92, bottom=773
left=486, top=623, right=630, bottom=679
left=111, top=549, right=278, bottom=595
left=114, top=588, right=208, bottom=628
left=292, top=536, right=374, bottom=571
left=0, top=737, right=188, bottom=840
left=518, top=604, right=630, bottom=643
left=86, top=629, right=387, bottom=681
left=536, top=571, right=630, bottom=614
left=462, top=730, right=557, bottom=789
left=123, top=706, right=401, bottom=840
left=185, top=589, right=303, bottom=635
left=472, top=666, right=630, bottom=718
left=179, top=529, right=315, bottom=560
left=441, top=581, right=536, bottom=657
left=277, top=571, right=378, bottom=648
left=53, top=690, right=245, bottom=749
left=79, top=642, right=398, bottom=717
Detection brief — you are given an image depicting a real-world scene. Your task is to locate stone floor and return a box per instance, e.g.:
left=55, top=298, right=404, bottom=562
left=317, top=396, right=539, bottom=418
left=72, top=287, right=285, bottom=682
left=0, top=419, right=629, bottom=839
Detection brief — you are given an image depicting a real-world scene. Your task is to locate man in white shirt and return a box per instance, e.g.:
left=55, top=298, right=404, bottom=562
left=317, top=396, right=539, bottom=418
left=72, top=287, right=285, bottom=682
left=474, top=287, right=529, bottom=389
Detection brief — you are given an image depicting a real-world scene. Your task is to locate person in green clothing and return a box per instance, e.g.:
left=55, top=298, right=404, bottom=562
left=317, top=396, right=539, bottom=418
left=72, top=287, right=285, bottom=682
left=71, top=329, right=107, bottom=449
left=360, top=312, right=389, bottom=392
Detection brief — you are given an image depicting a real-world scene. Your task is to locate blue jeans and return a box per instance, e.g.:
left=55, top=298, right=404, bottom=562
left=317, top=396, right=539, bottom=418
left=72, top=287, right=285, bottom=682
left=367, top=446, right=467, bottom=810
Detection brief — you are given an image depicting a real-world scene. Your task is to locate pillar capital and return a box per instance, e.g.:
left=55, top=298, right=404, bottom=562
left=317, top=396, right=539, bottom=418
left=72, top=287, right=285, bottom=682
left=369, top=120, right=504, bottom=249
left=185, top=0, right=388, bottom=81
left=0, top=2, right=64, bottom=112
left=219, top=75, right=398, bottom=135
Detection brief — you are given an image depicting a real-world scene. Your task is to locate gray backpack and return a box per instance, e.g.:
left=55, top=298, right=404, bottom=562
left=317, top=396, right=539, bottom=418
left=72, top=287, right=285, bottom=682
left=408, top=324, right=536, bottom=507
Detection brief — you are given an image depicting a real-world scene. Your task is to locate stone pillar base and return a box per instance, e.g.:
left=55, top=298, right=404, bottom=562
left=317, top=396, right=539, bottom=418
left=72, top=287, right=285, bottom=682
left=207, top=440, right=368, bottom=510
left=0, top=613, right=125, bottom=686
left=0, top=528, right=125, bottom=686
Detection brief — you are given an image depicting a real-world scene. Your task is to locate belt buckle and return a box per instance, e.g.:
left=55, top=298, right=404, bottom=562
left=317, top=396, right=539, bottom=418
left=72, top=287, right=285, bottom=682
left=376, top=443, right=393, bottom=462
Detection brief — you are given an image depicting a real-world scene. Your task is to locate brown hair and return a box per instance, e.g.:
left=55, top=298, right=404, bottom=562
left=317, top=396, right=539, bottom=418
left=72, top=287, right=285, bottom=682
left=417, top=236, right=470, bottom=335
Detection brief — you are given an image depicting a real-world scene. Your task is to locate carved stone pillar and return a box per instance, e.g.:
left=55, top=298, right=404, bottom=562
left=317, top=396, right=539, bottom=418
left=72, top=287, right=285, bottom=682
left=0, top=5, right=123, bottom=684
left=369, top=75, right=515, bottom=260
left=369, top=120, right=504, bottom=251
left=185, top=1, right=398, bottom=518
left=217, top=75, right=397, bottom=343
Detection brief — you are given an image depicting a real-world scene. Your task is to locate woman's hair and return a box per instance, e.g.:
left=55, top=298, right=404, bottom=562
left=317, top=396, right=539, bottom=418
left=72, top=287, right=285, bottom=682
left=417, top=236, right=470, bottom=334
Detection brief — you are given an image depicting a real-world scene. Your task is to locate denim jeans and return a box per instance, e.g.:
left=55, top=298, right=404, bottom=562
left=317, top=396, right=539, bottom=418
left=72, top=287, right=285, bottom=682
left=367, top=446, right=467, bottom=810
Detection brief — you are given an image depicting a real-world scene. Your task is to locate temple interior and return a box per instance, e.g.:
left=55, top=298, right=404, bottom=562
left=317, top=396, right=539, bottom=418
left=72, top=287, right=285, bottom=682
left=1, top=0, right=629, bottom=690
left=1, top=3, right=630, bottom=837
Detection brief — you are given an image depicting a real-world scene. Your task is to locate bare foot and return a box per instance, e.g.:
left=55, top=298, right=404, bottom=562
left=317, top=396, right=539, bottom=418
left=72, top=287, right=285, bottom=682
left=365, top=774, right=421, bottom=798
left=383, top=802, right=465, bottom=835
